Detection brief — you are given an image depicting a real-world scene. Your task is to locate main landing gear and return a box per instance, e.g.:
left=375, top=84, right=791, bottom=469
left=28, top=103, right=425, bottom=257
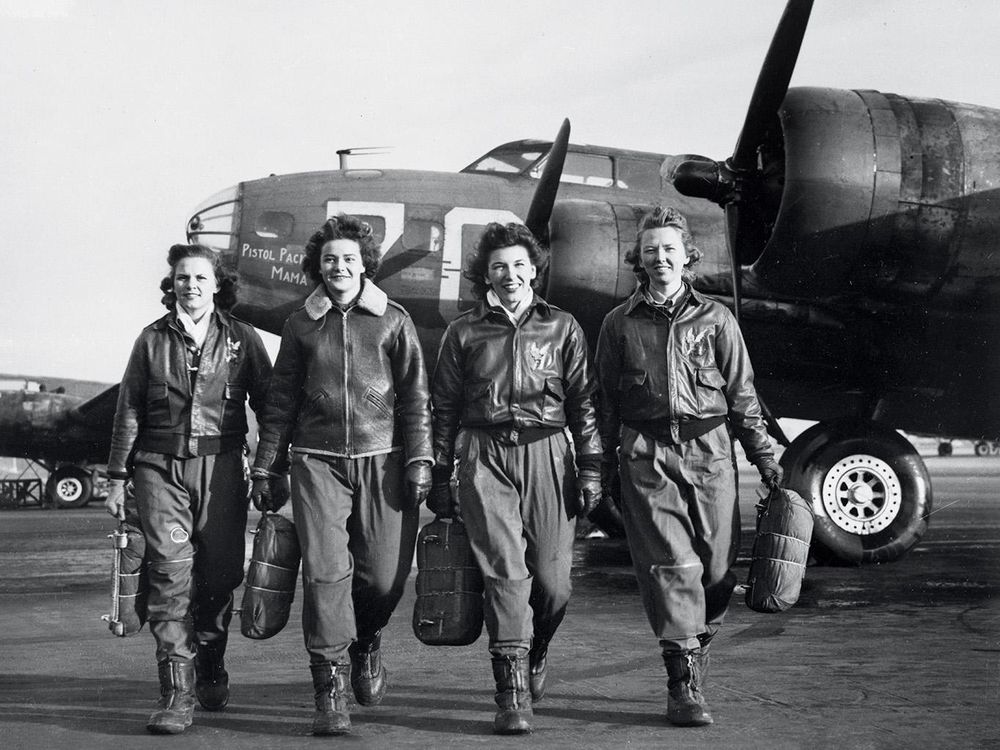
left=780, top=419, right=931, bottom=564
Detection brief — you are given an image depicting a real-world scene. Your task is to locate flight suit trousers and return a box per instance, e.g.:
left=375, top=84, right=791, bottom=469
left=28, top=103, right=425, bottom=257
left=457, top=428, right=577, bottom=654
left=133, top=448, right=248, bottom=664
left=290, top=451, right=418, bottom=665
left=617, top=424, right=740, bottom=653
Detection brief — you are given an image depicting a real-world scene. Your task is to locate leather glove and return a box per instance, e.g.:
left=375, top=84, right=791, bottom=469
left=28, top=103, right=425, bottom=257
left=104, top=479, right=126, bottom=521
left=406, top=461, right=433, bottom=508
left=251, top=473, right=289, bottom=512
left=575, top=469, right=603, bottom=518
left=601, top=455, right=619, bottom=501
left=426, top=465, right=456, bottom=518
left=268, top=474, right=290, bottom=511
left=250, top=478, right=272, bottom=512
left=757, top=458, right=783, bottom=490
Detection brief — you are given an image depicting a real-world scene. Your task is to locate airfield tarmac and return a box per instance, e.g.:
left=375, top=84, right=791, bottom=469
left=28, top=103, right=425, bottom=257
left=0, top=454, right=997, bottom=750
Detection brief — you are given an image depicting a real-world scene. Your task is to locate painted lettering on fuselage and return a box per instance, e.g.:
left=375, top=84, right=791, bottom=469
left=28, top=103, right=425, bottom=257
left=324, top=201, right=520, bottom=319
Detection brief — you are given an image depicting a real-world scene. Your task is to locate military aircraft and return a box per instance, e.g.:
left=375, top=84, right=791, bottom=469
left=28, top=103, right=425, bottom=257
left=181, top=0, right=997, bottom=566
left=0, top=376, right=117, bottom=507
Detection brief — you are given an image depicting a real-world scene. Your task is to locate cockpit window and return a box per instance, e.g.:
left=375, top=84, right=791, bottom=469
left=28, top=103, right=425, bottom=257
left=465, top=149, right=544, bottom=175
left=531, top=151, right=614, bottom=188
left=254, top=211, right=294, bottom=239
left=615, top=156, right=662, bottom=192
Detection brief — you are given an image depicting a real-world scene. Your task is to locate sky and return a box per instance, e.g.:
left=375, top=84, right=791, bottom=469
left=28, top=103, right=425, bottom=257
left=1, top=0, right=997, bottom=384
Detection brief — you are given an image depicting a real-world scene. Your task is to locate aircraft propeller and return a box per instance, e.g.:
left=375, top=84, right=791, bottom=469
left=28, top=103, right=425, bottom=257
left=670, top=0, right=813, bottom=449
left=670, top=0, right=813, bottom=310
left=525, top=118, right=571, bottom=245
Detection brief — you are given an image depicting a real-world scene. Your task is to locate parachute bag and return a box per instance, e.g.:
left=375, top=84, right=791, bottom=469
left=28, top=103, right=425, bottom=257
left=102, top=521, right=148, bottom=637
left=745, top=485, right=814, bottom=613
left=240, top=511, right=301, bottom=640
left=413, top=517, right=484, bottom=646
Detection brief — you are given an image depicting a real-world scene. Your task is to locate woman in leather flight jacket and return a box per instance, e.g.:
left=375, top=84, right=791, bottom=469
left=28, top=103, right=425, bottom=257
left=250, top=214, right=433, bottom=736
left=596, top=206, right=782, bottom=730
left=105, top=244, right=272, bottom=735
left=429, top=222, right=603, bottom=735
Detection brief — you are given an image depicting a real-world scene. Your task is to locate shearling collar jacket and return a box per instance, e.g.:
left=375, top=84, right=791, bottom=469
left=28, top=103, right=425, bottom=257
left=107, top=309, right=272, bottom=478
left=595, top=283, right=774, bottom=467
left=254, top=281, right=432, bottom=471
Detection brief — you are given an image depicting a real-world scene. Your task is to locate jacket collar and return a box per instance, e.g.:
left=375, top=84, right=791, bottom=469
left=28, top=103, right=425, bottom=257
left=153, top=308, right=233, bottom=332
left=623, top=282, right=706, bottom=316
left=472, top=292, right=551, bottom=321
left=303, top=279, right=388, bottom=320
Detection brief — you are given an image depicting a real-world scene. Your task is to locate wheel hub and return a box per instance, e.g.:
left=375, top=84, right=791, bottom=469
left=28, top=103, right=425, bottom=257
left=56, top=478, right=83, bottom=502
left=821, top=454, right=902, bottom=535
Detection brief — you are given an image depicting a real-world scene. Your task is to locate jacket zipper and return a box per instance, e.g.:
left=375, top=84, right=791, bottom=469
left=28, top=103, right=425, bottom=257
left=341, top=309, right=351, bottom=454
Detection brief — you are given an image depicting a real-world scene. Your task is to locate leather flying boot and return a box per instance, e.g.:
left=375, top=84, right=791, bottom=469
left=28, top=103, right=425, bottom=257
left=528, top=639, right=549, bottom=702
left=194, top=640, right=230, bottom=711
left=349, top=630, right=388, bottom=706
left=663, top=650, right=713, bottom=726
left=491, top=652, right=533, bottom=735
left=694, top=640, right=711, bottom=694
left=310, top=662, right=351, bottom=736
left=147, top=660, right=197, bottom=734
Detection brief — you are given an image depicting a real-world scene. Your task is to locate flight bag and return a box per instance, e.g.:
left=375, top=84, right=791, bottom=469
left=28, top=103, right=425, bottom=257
left=745, top=485, right=814, bottom=613
left=240, top=511, right=301, bottom=639
left=412, top=516, right=484, bottom=646
left=102, top=520, right=148, bottom=636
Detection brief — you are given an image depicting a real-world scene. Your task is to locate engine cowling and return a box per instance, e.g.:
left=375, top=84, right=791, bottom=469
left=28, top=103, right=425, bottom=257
left=752, top=86, right=1000, bottom=307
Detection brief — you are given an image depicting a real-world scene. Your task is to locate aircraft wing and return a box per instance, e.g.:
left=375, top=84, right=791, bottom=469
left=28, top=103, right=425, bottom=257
left=67, top=384, right=120, bottom=428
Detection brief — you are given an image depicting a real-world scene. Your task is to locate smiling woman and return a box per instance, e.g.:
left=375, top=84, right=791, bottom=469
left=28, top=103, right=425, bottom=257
left=104, top=243, right=274, bottom=735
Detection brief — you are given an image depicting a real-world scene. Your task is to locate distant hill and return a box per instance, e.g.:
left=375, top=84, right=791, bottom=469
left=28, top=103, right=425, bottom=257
left=0, top=373, right=114, bottom=400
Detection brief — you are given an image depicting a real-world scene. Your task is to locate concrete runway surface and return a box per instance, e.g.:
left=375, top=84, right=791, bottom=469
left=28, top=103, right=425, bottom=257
left=0, top=455, right=997, bottom=749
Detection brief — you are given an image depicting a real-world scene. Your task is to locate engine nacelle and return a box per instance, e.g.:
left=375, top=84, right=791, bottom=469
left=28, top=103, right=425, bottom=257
left=545, top=199, right=639, bottom=345
left=753, top=87, right=1000, bottom=306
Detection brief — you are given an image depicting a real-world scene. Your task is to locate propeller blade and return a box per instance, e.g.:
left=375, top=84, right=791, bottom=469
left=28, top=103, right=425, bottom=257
left=730, top=0, right=813, bottom=171
left=525, top=118, right=570, bottom=242
left=725, top=202, right=743, bottom=323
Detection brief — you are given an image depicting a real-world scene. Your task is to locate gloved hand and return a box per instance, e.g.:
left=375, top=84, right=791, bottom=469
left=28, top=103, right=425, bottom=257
left=406, top=461, right=433, bottom=508
left=104, top=478, right=126, bottom=521
left=575, top=469, right=603, bottom=518
left=601, top=455, right=619, bottom=501
left=251, top=473, right=289, bottom=512
left=426, top=465, right=456, bottom=518
left=757, top=458, right=783, bottom=490
left=268, top=474, right=290, bottom=511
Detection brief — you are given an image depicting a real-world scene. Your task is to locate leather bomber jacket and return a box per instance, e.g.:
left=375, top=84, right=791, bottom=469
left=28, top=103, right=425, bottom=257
left=595, top=283, right=774, bottom=467
left=254, top=281, right=433, bottom=471
left=107, top=310, right=272, bottom=478
left=431, top=295, right=602, bottom=466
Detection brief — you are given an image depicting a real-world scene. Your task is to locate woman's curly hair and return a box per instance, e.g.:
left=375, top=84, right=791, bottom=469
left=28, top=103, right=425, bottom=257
left=302, top=214, right=381, bottom=284
left=159, top=244, right=238, bottom=311
left=463, top=222, right=549, bottom=300
left=624, top=205, right=702, bottom=283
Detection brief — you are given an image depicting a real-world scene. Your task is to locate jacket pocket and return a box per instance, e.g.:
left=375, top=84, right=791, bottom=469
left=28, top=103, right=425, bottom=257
left=145, top=381, right=173, bottom=426
left=695, top=367, right=727, bottom=414
left=302, top=389, right=333, bottom=420
left=542, top=377, right=565, bottom=421
left=618, top=370, right=648, bottom=415
left=462, top=379, right=494, bottom=423
left=364, top=386, right=394, bottom=418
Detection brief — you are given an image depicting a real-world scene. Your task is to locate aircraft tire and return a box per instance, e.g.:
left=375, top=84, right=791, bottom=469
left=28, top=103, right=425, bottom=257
left=937, top=442, right=953, bottom=457
left=46, top=466, right=93, bottom=509
left=974, top=441, right=992, bottom=457
left=780, top=419, right=931, bottom=565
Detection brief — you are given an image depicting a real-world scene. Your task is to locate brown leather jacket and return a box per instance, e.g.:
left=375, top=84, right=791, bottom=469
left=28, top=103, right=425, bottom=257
left=596, top=284, right=774, bottom=468
left=107, top=310, right=272, bottom=478
left=254, top=281, right=432, bottom=472
left=431, top=295, right=601, bottom=467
